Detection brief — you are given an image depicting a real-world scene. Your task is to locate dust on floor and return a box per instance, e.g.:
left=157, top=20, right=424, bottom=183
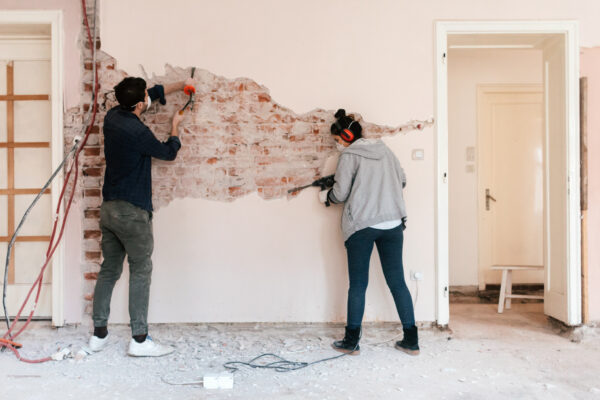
left=1, top=303, right=599, bottom=400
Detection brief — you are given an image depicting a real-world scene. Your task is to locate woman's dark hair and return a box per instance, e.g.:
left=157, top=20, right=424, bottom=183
left=330, top=109, right=362, bottom=143
left=114, top=77, right=146, bottom=110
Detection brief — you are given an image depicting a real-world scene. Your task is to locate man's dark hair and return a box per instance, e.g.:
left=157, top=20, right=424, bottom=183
left=114, top=77, right=146, bottom=111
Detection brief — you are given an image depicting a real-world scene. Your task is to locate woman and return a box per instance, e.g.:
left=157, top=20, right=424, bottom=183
left=323, top=109, right=419, bottom=356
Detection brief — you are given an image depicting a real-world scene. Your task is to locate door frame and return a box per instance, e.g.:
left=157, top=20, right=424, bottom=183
left=435, top=21, right=581, bottom=326
left=0, top=10, right=65, bottom=326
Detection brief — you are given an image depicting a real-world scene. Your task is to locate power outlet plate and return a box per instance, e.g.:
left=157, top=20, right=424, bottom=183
left=410, top=270, right=423, bottom=281
left=412, top=149, right=425, bottom=160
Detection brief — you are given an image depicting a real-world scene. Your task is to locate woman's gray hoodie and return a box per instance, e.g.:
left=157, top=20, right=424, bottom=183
left=329, top=139, right=407, bottom=241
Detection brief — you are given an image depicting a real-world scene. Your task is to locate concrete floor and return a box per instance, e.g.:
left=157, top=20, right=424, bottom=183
left=0, top=303, right=599, bottom=399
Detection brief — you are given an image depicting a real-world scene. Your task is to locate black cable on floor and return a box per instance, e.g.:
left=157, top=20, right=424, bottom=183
left=224, top=329, right=361, bottom=373
left=223, top=349, right=357, bottom=373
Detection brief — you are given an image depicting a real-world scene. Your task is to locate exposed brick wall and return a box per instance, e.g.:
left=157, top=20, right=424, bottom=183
left=99, top=65, right=433, bottom=208
left=62, top=2, right=115, bottom=315
left=65, top=2, right=433, bottom=316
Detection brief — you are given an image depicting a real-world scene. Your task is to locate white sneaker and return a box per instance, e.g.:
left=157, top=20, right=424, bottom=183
left=127, top=335, right=174, bottom=357
left=88, top=334, right=110, bottom=352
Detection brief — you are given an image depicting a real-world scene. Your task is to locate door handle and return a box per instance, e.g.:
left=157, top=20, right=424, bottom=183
left=486, top=189, right=496, bottom=211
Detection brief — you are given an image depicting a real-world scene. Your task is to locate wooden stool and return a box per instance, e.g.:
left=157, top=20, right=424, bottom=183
left=490, top=265, right=544, bottom=313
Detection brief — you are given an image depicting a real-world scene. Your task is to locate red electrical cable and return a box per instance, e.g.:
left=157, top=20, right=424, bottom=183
left=0, top=0, right=99, bottom=363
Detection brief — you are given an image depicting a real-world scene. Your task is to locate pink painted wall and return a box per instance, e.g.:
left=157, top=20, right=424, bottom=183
left=98, top=1, right=600, bottom=324
left=580, top=48, right=600, bottom=322
left=2, top=0, right=82, bottom=108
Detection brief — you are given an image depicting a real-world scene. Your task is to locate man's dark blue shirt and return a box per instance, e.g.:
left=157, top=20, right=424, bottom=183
left=102, top=85, right=181, bottom=211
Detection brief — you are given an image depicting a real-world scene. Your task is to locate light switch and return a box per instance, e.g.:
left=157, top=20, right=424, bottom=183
left=412, top=149, right=424, bottom=160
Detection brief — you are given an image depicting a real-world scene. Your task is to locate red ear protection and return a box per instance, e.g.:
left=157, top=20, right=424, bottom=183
left=341, top=128, right=355, bottom=142
left=340, top=120, right=357, bottom=142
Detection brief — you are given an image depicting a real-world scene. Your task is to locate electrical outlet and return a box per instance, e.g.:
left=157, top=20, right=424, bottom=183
left=412, top=149, right=425, bottom=160
left=410, top=270, right=423, bottom=281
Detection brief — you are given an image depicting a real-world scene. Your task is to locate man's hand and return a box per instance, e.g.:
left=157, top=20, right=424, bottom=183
left=171, top=110, right=185, bottom=137
left=163, top=77, right=197, bottom=96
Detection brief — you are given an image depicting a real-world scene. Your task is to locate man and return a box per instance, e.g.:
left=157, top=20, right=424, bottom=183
left=88, top=76, right=194, bottom=357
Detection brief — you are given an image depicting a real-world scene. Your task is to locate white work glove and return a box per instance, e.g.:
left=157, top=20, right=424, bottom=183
left=318, top=190, right=329, bottom=204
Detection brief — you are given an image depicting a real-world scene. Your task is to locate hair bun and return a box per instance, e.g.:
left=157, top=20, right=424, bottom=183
left=334, top=109, right=346, bottom=119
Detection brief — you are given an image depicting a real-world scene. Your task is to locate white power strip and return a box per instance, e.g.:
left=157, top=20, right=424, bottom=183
left=203, top=373, right=234, bottom=389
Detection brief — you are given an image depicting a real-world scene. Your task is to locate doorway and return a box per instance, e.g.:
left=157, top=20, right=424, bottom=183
left=435, top=21, right=581, bottom=327
left=0, top=11, right=65, bottom=326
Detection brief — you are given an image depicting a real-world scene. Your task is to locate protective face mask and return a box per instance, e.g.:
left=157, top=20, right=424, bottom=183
left=136, top=96, right=151, bottom=114
left=336, top=142, right=346, bottom=152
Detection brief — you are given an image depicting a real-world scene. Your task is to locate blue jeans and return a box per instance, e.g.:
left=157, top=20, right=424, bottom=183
left=344, top=225, right=415, bottom=329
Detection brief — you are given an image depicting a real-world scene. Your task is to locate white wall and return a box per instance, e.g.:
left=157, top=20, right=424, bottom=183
left=448, top=49, right=543, bottom=286
left=94, top=0, right=600, bottom=324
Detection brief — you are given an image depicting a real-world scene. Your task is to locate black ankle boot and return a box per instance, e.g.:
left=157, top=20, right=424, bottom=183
left=332, top=326, right=361, bottom=355
left=395, top=325, right=420, bottom=355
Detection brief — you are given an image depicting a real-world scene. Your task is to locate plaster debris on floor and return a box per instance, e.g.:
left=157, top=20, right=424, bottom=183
left=1, top=304, right=599, bottom=400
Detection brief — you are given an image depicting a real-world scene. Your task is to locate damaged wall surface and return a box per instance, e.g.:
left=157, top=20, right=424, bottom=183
left=70, top=55, right=432, bottom=323
left=97, top=0, right=600, bottom=324
left=95, top=0, right=600, bottom=325
left=99, top=65, right=430, bottom=208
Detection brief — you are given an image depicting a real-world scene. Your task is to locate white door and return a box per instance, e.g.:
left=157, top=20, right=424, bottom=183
left=542, top=36, right=580, bottom=325
left=0, top=40, right=53, bottom=318
left=478, top=85, right=545, bottom=289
